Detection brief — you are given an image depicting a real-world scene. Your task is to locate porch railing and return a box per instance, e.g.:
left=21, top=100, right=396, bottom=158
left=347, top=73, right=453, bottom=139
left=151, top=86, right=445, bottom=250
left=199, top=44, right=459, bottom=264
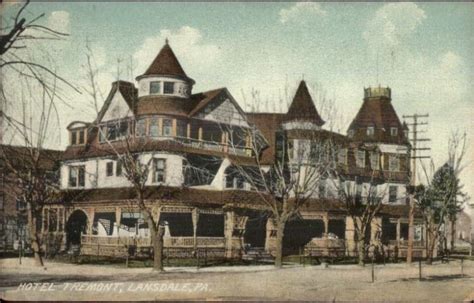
left=389, top=240, right=425, bottom=247
left=81, top=235, right=225, bottom=248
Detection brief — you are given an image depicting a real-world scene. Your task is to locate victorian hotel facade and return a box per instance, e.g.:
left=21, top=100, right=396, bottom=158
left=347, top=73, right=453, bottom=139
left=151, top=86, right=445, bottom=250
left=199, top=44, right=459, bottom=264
left=42, top=41, right=427, bottom=259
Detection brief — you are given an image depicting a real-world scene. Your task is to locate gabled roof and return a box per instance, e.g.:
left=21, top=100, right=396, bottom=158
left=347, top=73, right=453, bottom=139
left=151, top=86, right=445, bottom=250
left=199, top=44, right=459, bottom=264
left=95, top=81, right=137, bottom=123
left=285, top=81, right=325, bottom=126
left=139, top=41, right=193, bottom=83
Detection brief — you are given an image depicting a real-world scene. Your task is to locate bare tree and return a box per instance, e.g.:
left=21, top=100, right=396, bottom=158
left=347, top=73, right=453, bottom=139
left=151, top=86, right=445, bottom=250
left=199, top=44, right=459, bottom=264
left=227, top=124, right=340, bottom=267
left=0, top=79, right=63, bottom=267
left=333, top=173, right=385, bottom=266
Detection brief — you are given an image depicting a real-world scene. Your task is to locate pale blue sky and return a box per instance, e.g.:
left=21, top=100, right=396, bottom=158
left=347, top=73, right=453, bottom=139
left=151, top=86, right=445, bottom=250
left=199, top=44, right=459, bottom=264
left=3, top=2, right=473, bottom=207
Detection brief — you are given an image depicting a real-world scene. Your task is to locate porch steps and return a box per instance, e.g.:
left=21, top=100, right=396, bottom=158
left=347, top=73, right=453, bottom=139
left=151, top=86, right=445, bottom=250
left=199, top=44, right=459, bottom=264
left=242, top=247, right=274, bottom=263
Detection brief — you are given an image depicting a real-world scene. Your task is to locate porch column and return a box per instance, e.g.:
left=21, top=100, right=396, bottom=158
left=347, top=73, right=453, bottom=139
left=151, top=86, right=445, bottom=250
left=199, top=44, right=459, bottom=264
left=192, top=208, right=199, bottom=250
left=115, top=207, right=122, bottom=226
left=323, top=214, right=329, bottom=237
left=187, top=123, right=191, bottom=138
left=224, top=211, right=235, bottom=258
left=87, top=208, right=95, bottom=235
left=396, top=218, right=401, bottom=244
left=56, top=208, right=60, bottom=232
left=345, top=216, right=356, bottom=256
left=198, top=127, right=203, bottom=141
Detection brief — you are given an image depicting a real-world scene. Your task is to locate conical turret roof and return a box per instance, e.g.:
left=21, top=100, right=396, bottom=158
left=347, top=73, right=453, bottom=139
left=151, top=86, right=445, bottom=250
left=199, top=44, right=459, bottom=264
left=285, top=81, right=325, bottom=126
left=140, top=41, right=192, bottom=82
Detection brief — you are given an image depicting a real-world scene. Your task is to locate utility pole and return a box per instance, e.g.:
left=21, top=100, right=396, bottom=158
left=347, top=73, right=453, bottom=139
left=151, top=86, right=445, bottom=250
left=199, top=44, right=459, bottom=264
left=403, top=114, right=430, bottom=264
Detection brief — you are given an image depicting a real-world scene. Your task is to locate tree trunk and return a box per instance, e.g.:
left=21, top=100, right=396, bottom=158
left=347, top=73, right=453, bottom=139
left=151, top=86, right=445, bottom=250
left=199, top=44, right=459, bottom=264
left=152, top=225, right=165, bottom=271
left=357, top=238, right=365, bottom=266
left=450, top=218, right=456, bottom=253
left=274, top=220, right=285, bottom=268
left=426, top=230, right=437, bottom=265
left=28, top=205, right=43, bottom=267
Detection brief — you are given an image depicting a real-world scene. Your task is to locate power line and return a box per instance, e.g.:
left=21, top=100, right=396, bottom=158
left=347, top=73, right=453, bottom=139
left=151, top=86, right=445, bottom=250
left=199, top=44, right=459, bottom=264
left=403, top=113, right=430, bottom=264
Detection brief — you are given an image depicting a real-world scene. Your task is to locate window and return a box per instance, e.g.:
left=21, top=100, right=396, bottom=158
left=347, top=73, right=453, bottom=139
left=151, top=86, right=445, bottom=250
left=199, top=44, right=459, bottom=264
left=107, top=124, right=118, bottom=141
left=370, top=152, right=379, bottom=170
left=48, top=209, right=58, bottom=232
left=163, top=82, right=174, bottom=94
left=116, top=160, right=123, bottom=176
left=356, top=150, right=366, bottom=168
left=338, top=148, right=347, bottom=165
left=16, top=199, right=26, bottom=211
left=69, top=166, right=85, bottom=188
left=118, top=121, right=129, bottom=138
left=404, top=129, right=409, bottom=138
left=71, top=131, right=77, bottom=145
left=177, top=120, right=187, bottom=137
left=389, top=186, right=398, bottom=203
left=99, top=126, right=107, bottom=142
left=150, top=81, right=161, bottom=94
left=356, top=183, right=363, bottom=201
left=367, top=126, right=375, bottom=136
left=389, top=155, right=400, bottom=171
left=149, top=118, right=159, bottom=137
left=78, top=130, right=85, bottom=144
left=234, top=177, right=244, bottom=189
left=106, top=162, right=114, bottom=177
left=390, top=127, right=398, bottom=136
left=152, top=158, right=166, bottom=183
left=162, top=119, right=172, bottom=136
left=136, top=118, right=146, bottom=137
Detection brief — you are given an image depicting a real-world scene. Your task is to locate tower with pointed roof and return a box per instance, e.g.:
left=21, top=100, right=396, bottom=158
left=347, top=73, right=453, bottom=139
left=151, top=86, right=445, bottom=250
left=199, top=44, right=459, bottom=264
left=136, top=40, right=195, bottom=99
left=282, top=80, right=325, bottom=131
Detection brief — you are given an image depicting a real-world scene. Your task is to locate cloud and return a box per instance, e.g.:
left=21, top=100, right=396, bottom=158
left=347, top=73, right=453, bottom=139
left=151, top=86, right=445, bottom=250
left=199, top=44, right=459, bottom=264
left=47, top=11, right=70, bottom=35
left=363, top=3, right=426, bottom=49
left=133, top=26, right=221, bottom=77
left=279, top=2, right=327, bottom=24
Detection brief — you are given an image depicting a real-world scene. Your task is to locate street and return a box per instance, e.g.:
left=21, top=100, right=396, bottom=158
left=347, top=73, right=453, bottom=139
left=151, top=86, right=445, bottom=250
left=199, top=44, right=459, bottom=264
left=1, top=258, right=473, bottom=301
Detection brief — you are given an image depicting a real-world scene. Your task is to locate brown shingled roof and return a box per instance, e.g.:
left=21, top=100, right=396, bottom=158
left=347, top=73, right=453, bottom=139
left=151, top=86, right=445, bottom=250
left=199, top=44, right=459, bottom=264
left=285, top=81, right=325, bottom=126
left=246, top=113, right=286, bottom=165
left=0, top=144, right=62, bottom=171
left=348, top=95, right=408, bottom=144
left=140, top=42, right=193, bottom=82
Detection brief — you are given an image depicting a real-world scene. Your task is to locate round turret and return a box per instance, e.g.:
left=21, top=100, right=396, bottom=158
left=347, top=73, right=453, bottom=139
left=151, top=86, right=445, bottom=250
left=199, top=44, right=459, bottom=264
left=136, top=40, right=195, bottom=99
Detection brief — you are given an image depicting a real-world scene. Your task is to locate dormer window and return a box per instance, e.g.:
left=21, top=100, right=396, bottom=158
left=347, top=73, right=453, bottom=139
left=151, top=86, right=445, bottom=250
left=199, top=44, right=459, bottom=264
left=367, top=126, right=374, bottom=136
left=70, top=129, right=86, bottom=145
left=150, top=81, right=161, bottom=94
left=390, top=127, right=398, bottom=136
left=164, top=82, right=174, bottom=94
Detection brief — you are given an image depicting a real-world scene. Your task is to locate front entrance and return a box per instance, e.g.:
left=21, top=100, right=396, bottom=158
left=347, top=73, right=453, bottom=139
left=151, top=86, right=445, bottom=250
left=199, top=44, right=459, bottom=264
left=244, top=214, right=267, bottom=248
left=65, top=210, right=88, bottom=247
